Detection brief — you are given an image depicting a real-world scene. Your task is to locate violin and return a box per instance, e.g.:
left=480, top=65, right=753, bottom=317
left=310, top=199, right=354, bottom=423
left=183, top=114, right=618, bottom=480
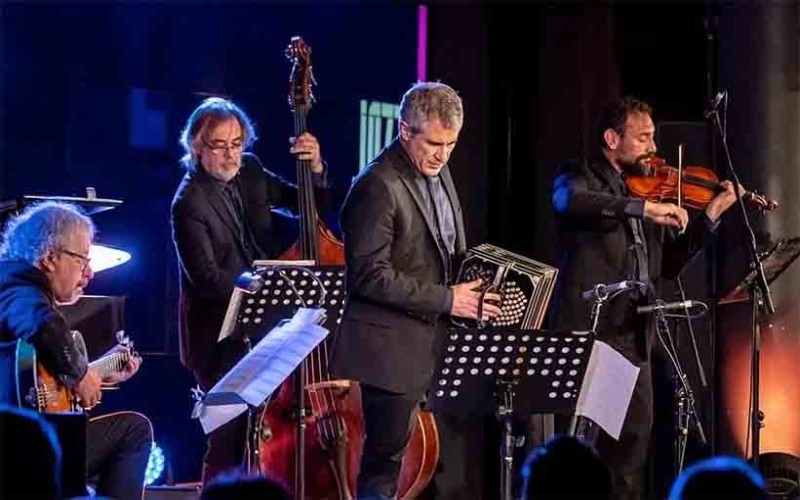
left=624, top=156, right=779, bottom=212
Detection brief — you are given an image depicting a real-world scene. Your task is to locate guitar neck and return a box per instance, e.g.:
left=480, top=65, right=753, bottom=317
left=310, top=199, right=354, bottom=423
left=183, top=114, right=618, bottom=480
left=88, top=351, right=129, bottom=379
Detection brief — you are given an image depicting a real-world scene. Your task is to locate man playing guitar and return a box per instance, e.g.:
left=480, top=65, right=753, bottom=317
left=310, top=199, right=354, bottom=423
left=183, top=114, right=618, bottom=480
left=0, top=201, right=152, bottom=500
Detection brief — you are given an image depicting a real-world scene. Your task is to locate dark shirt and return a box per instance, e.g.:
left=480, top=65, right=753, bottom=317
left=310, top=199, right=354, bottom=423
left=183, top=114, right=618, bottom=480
left=0, top=261, right=86, bottom=406
left=412, top=171, right=456, bottom=286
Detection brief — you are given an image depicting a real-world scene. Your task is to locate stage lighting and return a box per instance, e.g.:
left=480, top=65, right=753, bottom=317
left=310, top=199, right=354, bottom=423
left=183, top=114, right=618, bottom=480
left=145, top=442, right=166, bottom=486
left=88, top=243, right=131, bottom=273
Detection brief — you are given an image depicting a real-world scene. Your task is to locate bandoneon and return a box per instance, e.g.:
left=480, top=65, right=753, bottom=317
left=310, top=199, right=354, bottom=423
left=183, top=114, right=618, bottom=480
left=455, top=244, right=558, bottom=329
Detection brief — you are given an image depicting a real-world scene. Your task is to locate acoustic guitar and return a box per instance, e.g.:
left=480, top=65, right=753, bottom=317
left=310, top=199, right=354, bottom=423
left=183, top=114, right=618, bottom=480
left=15, top=330, right=134, bottom=412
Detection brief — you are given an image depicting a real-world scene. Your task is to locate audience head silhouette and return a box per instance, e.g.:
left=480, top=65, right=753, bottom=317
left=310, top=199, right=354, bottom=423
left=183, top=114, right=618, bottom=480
left=669, top=456, right=766, bottom=500
left=0, top=405, right=62, bottom=499
left=200, top=470, right=291, bottom=500
left=522, top=434, right=611, bottom=500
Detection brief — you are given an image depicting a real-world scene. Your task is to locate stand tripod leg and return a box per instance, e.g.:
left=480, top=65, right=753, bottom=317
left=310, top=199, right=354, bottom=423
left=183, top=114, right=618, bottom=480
left=750, top=288, right=762, bottom=468
left=500, top=412, right=514, bottom=500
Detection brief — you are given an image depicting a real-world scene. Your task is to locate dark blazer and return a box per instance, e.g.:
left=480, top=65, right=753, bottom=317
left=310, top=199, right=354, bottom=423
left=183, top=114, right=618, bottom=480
left=0, top=261, right=87, bottom=405
left=329, top=139, right=466, bottom=395
left=171, top=153, right=307, bottom=373
left=550, top=156, right=716, bottom=362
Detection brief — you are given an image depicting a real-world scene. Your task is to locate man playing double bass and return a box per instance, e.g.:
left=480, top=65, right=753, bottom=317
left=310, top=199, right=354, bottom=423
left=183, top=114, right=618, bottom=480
left=329, top=82, right=501, bottom=500
left=170, top=97, right=328, bottom=483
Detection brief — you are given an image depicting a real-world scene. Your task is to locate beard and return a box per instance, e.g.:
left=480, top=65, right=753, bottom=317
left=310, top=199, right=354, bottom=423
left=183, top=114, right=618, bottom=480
left=619, top=153, right=654, bottom=176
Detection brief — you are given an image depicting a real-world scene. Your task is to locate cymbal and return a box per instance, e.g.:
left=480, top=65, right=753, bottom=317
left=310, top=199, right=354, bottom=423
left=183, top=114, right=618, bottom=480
left=22, top=194, right=122, bottom=215
left=89, top=243, right=131, bottom=273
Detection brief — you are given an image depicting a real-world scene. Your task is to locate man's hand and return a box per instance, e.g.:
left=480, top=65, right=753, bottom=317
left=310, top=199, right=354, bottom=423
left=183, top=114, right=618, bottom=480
left=290, top=132, right=324, bottom=173
left=705, top=180, right=745, bottom=222
left=450, top=279, right=503, bottom=320
left=644, top=201, right=689, bottom=230
left=103, top=351, right=142, bottom=385
left=75, top=369, right=102, bottom=409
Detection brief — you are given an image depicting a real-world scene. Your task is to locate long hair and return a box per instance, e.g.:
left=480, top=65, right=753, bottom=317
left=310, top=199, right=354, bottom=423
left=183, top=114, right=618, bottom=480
left=179, top=97, right=257, bottom=170
left=0, top=201, right=94, bottom=266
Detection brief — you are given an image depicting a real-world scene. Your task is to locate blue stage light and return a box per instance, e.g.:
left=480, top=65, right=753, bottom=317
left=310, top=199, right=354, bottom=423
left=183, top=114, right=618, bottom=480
left=145, top=442, right=166, bottom=485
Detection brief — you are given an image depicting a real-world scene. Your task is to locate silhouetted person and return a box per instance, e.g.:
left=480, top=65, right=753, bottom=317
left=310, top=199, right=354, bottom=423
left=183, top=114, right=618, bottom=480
left=200, top=471, right=292, bottom=500
left=0, top=405, right=62, bottom=499
left=669, top=456, right=766, bottom=500
left=522, top=434, right=612, bottom=500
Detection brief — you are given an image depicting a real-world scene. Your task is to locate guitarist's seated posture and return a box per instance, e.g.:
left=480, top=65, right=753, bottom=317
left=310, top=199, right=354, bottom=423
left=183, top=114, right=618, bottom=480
left=0, top=201, right=152, bottom=500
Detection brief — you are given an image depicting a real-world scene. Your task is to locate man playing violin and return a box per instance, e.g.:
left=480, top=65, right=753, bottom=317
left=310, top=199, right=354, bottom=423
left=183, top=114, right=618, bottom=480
left=170, top=97, right=328, bottom=484
left=550, top=96, right=742, bottom=500
left=0, top=201, right=152, bottom=500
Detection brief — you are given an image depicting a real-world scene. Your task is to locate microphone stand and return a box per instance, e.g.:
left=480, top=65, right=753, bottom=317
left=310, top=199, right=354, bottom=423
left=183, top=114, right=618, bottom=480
left=652, top=301, right=707, bottom=477
left=569, top=282, right=644, bottom=440
left=671, top=277, right=709, bottom=475
left=707, top=95, right=775, bottom=468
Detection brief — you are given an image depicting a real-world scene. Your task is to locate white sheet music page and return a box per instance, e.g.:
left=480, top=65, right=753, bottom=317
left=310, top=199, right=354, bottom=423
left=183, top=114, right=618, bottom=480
left=574, top=340, right=640, bottom=440
left=197, top=307, right=328, bottom=434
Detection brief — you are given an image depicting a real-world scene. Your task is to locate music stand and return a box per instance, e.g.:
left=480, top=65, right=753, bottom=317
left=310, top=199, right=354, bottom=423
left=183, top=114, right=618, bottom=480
left=193, top=308, right=328, bottom=469
left=217, top=262, right=345, bottom=498
left=428, top=328, right=595, bottom=500
left=220, top=262, right=345, bottom=344
left=719, top=236, right=800, bottom=465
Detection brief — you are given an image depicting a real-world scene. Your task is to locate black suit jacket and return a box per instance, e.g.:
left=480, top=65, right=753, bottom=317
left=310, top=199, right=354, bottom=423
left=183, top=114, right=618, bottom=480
left=550, top=156, right=716, bottom=362
left=329, top=139, right=466, bottom=395
left=171, top=153, right=309, bottom=372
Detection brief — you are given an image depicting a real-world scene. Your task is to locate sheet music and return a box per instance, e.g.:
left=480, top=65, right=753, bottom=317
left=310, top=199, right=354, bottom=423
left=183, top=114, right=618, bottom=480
left=574, top=341, right=640, bottom=440
left=198, top=307, right=328, bottom=434
left=218, top=289, right=244, bottom=342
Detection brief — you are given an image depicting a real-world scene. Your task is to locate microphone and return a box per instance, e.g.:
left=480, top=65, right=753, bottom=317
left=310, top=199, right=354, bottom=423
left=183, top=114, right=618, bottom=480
left=703, top=91, right=726, bottom=118
left=637, top=300, right=706, bottom=315
left=581, top=280, right=643, bottom=301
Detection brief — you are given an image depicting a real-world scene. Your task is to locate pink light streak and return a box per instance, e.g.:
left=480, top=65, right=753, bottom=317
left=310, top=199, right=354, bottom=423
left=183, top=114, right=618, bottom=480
left=417, top=5, right=428, bottom=81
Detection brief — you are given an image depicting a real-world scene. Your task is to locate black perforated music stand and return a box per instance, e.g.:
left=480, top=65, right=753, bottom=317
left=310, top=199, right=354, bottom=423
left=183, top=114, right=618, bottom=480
left=429, top=328, right=595, bottom=500
left=221, top=263, right=346, bottom=344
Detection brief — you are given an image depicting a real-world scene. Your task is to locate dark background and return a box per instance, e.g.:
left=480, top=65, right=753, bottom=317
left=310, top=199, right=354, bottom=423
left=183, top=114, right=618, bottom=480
left=2, top=0, right=798, bottom=496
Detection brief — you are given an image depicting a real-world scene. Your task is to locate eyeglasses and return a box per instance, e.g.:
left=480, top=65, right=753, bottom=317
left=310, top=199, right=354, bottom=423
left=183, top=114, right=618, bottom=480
left=202, top=137, right=244, bottom=155
left=59, top=248, right=91, bottom=272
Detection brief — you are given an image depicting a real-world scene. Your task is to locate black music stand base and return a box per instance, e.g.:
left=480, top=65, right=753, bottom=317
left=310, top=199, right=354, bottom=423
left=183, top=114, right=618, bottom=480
left=498, top=381, right=517, bottom=500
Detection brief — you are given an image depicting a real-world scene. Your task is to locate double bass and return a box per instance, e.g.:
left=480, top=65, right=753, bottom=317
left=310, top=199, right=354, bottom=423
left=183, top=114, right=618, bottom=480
left=257, top=36, right=363, bottom=500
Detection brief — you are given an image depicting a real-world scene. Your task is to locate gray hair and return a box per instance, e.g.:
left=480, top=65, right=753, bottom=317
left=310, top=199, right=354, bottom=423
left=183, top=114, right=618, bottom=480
left=0, top=201, right=95, bottom=266
left=178, top=97, right=257, bottom=170
left=399, top=81, right=464, bottom=133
